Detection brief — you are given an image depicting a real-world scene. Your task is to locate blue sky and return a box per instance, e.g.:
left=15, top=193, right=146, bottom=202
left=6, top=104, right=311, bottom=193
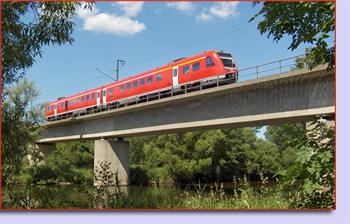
left=25, top=1, right=335, bottom=138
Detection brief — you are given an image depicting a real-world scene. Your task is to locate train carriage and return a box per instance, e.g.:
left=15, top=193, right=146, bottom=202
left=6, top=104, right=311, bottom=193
left=45, top=50, right=238, bottom=121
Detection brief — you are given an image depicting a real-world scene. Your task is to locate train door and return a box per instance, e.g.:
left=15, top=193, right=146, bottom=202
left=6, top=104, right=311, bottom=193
left=102, top=89, right=107, bottom=104
left=65, top=101, right=68, bottom=111
left=97, top=90, right=101, bottom=106
left=172, top=66, right=179, bottom=86
left=54, top=103, right=57, bottom=115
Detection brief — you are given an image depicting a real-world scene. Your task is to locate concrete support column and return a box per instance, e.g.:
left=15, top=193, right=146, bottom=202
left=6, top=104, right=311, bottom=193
left=29, top=143, right=56, bottom=165
left=306, top=119, right=335, bottom=131
left=36, top=143, right=56, bottom=156
left=94, top=139, right=130, bottom=186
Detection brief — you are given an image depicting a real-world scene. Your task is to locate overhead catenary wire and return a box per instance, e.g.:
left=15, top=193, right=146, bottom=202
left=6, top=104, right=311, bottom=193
left=120, top=21, right=257, bottom=70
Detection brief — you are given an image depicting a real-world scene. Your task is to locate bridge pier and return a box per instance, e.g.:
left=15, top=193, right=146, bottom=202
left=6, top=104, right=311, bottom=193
left=28, top=143, right=56, bottom=165
left=94, top=139, right=130, bottom=186
left=36, top=143, right=56, bottom=156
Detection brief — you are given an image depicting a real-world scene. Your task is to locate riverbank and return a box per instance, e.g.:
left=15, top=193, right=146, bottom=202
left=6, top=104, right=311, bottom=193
left=1, top=177, right=296, bottom=209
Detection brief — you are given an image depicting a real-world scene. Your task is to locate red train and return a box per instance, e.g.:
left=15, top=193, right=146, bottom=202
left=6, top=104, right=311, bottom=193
left=45, top=50, right=238, bottom=121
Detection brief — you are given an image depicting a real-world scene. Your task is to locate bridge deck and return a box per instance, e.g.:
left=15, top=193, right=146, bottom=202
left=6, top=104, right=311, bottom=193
left=38, top=65, right=335, bottom=143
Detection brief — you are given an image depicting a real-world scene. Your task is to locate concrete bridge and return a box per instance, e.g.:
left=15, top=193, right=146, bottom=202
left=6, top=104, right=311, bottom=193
left=37, top=63, right=335, bottom=186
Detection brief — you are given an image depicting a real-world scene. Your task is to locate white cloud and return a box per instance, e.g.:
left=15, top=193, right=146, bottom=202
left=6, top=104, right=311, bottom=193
left=77, top=3, right=146, bottom=36
left=83, top=13, right=146, bottom=36
left=113, top=1, right=144, bottom=17
left=196, top=12, right=213, bottom=22
left=166, top=2, right=195, bottom=15
left=209, top=2, right=240, bottom=19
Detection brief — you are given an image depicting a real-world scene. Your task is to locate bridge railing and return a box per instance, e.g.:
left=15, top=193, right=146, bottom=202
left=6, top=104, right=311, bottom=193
left=237, top=53, right=308, bottom=82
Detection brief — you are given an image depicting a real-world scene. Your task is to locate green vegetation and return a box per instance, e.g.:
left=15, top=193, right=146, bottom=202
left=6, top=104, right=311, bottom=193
left=128, top=128, right=294, bottom=184
left=1, top=121, right=335, bottom=209
left=250, top=1, right=335, bottom=70
left=1, top=0, right=94, bottom=186
left=1, top=78, right=46, bottom=185
left=11, top=141, right=94, bottom=185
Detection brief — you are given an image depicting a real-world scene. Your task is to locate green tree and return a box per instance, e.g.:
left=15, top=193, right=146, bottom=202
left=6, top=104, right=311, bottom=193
left=56, top=141, right=94, bottom=168
left=1, top=1, right=94, bottom=185
left=265, top=123, right=306, bottom=151
left=277, top=121, right=335, bottom=209
left=1, top=78, right=46, bottom=185
left=129, top=128, right=282, bottom=183
left=250, top=1, right=335, bottom=70
left=1, top=1, right=95, bottom=91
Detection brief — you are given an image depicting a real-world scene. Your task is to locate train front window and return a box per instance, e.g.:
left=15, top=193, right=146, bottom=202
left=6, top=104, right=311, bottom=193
left=217, top=51, right=236, bottom=68
left=220, top=58, right=235, bottom=68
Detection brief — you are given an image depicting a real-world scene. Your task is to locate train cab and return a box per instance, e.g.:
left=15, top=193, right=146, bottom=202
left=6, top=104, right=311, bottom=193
left=215, top=50, right=238, bottom=80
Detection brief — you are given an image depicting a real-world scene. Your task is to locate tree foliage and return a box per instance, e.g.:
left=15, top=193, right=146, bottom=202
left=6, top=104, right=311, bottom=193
left=265, top=123, right=306, bottom=151
left=1, top=78, right=46, bottom=185
left=1, top=1, right=95, bottom=91
left=1, top=1, right=94, bottom=185
left=129, top=128, right=284, bottom=183
left=277, top=121, right=335, bottom=209
left=250, top=1, right=335, bottom=70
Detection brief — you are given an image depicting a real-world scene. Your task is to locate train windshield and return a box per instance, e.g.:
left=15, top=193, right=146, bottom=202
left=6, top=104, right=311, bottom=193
left=217, top=52, right=236, bottom=68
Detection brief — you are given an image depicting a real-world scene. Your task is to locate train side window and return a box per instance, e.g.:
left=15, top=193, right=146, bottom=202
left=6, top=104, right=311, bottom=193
left=133, top=81, right=138, bottom=88
left=193, top=62, right=200, bottom=71
left=120, top=85, right=125, bottom=92
left=73, top=99, right=76, bottom=104
left=182, top=65, right=190, bottom=74
left=206, top=57, right=215, bottom=67
left=86, top=95, right=90, bottom=101
left=97, top=92, right=100, bottom=99
left=77, top=98, right=80, bottom=103
left=109, top=89, right=113, bottom=95
left=126, top=83, right=131, bottom=90
left=103, top=90, right=106, bottom=97
left=91, top=93, right=95, bottom=100
left=140, top=79, right=145, bottom=86
left=156, top=74, right=162, bottom=81
left=147, top=76, right=153, bottom=84
left=47, top=106, right=50, bottom=111
left=55, top=105, right=57, bottom=109
left=61, top=102, right=64, bottom=108
left=82, top=96, right=85, bottom=102
left=69, top=101, right=72, bottom=106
